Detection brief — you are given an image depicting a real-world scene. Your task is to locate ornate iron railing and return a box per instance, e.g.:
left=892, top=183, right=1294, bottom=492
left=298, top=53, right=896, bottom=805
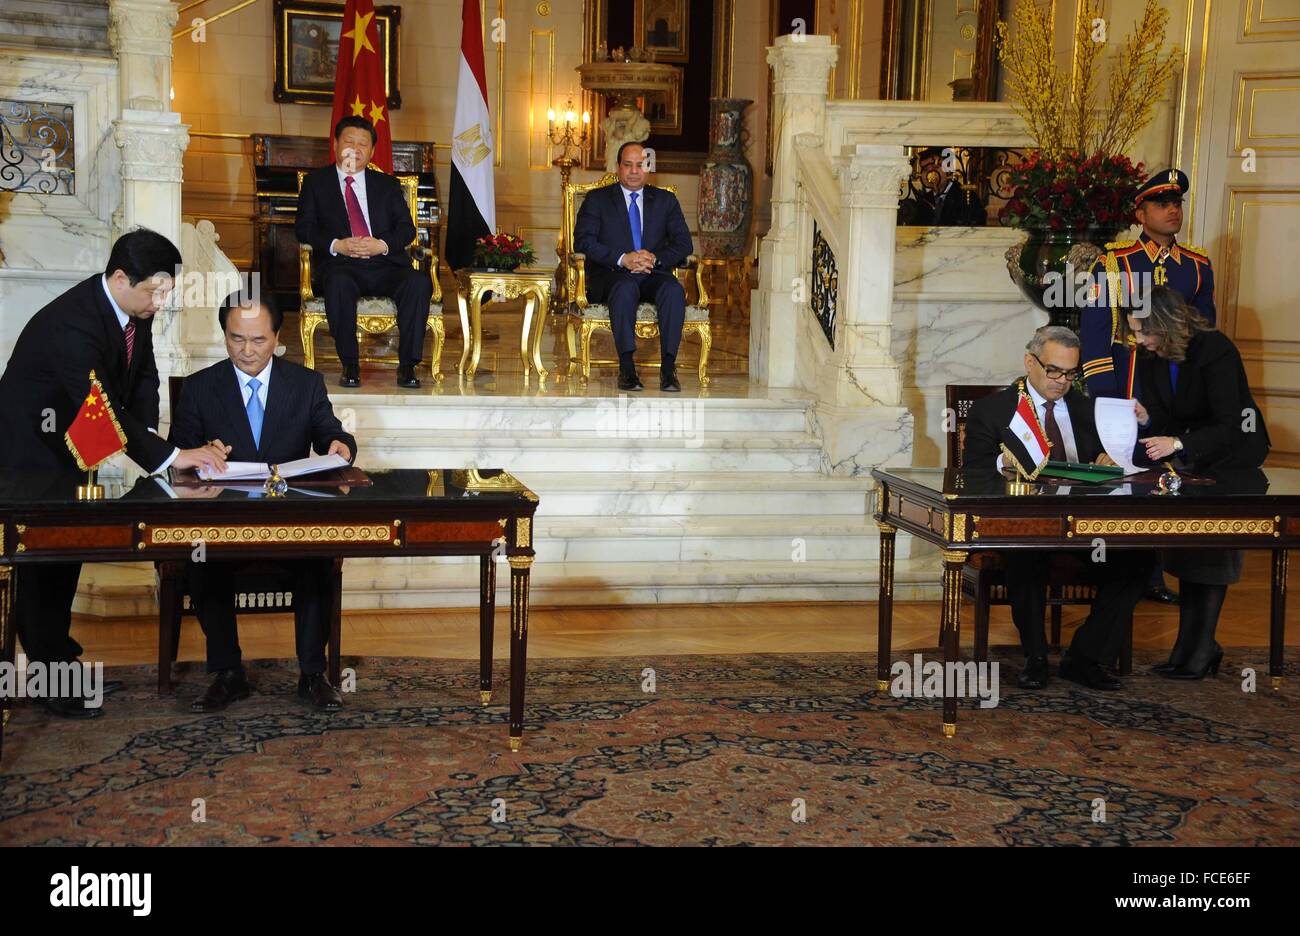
left=0, top=100, right=75, bottom=195
left=811, top=221, right=838, bottom=350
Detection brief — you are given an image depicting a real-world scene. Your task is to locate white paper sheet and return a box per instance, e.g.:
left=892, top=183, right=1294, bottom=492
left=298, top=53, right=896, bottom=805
left=1093, top=397, right=1144, bottom=475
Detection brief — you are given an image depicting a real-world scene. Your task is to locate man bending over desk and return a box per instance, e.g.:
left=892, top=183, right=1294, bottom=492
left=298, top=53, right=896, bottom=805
left=170, top=291, right=357, bottom=712
left=962, top=325, right=1153, bottom=693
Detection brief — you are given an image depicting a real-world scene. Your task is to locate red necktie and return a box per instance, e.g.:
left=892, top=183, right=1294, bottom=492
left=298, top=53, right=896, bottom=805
left=1043, top=400, right=1066, bottom=459
left=344, top=176, right=371, bottom=238
left=124, top=320, right=136, bottom=366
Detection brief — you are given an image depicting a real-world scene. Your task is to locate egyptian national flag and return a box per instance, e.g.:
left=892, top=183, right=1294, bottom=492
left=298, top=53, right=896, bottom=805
left=64, top=371, right=127, bottom=471
left=446, top=0, right=496, bottom=270
left=329, top=0, right=393, bottom=173
left=1002, top=393, right=1051, bottom=478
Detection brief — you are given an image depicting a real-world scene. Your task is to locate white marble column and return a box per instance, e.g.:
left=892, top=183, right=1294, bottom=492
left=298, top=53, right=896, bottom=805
left=832, top=143, right=912, bottom=407
left=752, top=35, right=837, bottom=388
left=109, top=0, right=191, bottom=379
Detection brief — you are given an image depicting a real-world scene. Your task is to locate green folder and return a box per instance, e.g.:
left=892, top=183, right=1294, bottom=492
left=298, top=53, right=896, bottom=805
left=1037, top=460, right=1127, bottom=483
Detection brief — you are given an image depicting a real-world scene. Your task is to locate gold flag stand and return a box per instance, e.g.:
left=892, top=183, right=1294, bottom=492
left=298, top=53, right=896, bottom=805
left=77, top=467, right=104, bottom=501
left=1006, top=463, right=1034, bottom=497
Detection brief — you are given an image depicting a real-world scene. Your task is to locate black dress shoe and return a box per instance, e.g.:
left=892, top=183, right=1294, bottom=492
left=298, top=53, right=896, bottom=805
left=617, top=368, right=643, bottom=392
left=1017, top=654, right=1050, bottom=689
left=340, top=364, right=361, bottom=388
left=1059, top=652, right=1122, bottom=690
left=660, top=364, right=681, bottom=392
left=191, top=668, right=251, bottom=713
left=396, top=364, right=421, bottom=389
left=298, top=672, right=343, bottom=710
left=1146, top=585, right=1180, bottom=604
left=39, top=695, right=104, bottom=719
left=101, top=679, right=125, bottom=696
left=1162, top=645, right=1224, bottom=680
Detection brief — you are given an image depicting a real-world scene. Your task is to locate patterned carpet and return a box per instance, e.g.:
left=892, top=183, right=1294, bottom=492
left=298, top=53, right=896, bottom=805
left=1, top=650, right=1297, bottom=846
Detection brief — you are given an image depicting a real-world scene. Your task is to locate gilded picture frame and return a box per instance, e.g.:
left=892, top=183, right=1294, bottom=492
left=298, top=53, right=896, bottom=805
left=273, top=0, right=402, bottom=108
left=634, top=0, right=691, bottom=62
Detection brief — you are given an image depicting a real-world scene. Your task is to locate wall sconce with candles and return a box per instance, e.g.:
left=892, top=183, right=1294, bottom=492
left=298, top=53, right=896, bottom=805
left=547, top=99, right=590, bottom=309
left=546, top=99, right=590, bottom=190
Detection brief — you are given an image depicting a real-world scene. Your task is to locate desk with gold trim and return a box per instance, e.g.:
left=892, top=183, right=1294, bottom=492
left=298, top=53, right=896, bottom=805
left=454, top=268, right=554, bottom=384
left=872, top=466, right=1298, bottom=737
left=0, top=468, right=539, bottom=759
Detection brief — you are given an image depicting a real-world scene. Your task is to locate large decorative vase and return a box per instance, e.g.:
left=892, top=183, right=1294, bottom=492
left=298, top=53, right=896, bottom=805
left=697, top=98, right=754, bottom=258
left=1006, top=226, right=1125, bottom=332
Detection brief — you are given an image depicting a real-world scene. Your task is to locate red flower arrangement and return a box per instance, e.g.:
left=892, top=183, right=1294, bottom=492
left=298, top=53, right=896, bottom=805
left=998, top=151, right=1146, bottom=233
left=472, top=233, right=535, bottom=270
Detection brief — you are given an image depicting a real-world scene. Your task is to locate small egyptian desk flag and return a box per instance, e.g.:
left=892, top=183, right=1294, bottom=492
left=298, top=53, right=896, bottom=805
left=1001, top=389, right=1051, bottom=479
left=64, top=371, right=127, bottom=471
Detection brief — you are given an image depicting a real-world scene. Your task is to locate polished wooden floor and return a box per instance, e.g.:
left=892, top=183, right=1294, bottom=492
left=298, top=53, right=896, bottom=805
left=70, top=552, right=1296, bottom=667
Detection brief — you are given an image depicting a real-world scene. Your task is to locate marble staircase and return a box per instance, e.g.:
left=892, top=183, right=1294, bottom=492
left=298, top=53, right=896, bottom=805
left=77, top=389, right=938, bottom=615
left=0, top=0, right=111, bottom=55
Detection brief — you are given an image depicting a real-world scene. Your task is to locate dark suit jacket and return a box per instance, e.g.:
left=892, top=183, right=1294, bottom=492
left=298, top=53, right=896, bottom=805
left=0, top=274, right=174, bottom=474
left=169, top=357, right=357, bottom=465
left=1136, top=329, right=1269, bottom=470
left=572, top=183, right=694, bottom=301
left=294, top=165, right=415, bottom=273
left=962, top=381, right=1104, bottom=471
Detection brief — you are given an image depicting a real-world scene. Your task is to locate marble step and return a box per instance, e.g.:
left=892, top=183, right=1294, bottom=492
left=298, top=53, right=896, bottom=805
left=363, top=430, right=826, bottom=473
left=0, top=0, right=111, bottom=53
left=501, top=471, right=875, bottom=517
left=332, top=392, right=815, bottom=434
left=73, top=555, right=942, bottom=617
left=534, top=514, right=882, bottom=563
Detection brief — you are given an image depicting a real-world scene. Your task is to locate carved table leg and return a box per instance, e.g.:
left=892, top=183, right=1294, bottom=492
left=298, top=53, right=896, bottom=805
left=479, top=554, right=497, bottom=706
left=876, top=522, right=896, bottom=693
left=520, top=295, right=537, bottom=382
left=940, top=549, right=968, bottom=738
left=157, top=560, right=186, bottom=695
left=1271, top=548, right=1288, bottom=692
left=456, top=289, right=472, bottom=375
left=0, top=566, right=13, bottom=761
left=329, top=557, right=343, bottom=688
left=530, top=291, right=550, bottom=381
left=507, top=555, right=532, bottom=751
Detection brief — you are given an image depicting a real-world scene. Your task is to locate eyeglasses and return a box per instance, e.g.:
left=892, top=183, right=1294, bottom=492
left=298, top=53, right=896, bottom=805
left=1030, top=353, right=1082, bottom=382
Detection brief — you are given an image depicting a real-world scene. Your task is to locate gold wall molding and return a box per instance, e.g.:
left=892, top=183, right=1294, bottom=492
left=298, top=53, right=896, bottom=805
left=528, top=27, right=557, bottom=170
left=1244, top=0, right=1300, bottom=40
left=1233, top=72, right=1300, bottom=153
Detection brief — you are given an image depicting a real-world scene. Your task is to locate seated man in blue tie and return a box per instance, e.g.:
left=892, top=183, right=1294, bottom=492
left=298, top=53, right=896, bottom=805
left=572, top=142, right=695, bottom=391
left=170, top=291, right=358, bottom=712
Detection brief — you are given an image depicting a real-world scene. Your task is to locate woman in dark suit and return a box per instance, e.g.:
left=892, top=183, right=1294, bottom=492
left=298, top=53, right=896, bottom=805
left=1131, top=287, right=1271, bottom=679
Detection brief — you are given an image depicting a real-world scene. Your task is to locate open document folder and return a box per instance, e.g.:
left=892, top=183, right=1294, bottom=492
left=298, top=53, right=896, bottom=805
left=195, top=452, right=349, bottom=482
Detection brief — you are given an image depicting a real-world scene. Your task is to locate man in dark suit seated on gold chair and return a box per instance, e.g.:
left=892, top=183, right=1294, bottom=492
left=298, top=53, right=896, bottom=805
left=572, top=141, right=695, bottom=392
left=295, top=116, right=430, bottom=389
left=170, top=291, right=357, bottom=712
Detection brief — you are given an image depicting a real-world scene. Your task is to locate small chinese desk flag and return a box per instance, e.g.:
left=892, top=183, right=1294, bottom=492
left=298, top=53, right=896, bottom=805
left=64, top=371, right=127, bottom=471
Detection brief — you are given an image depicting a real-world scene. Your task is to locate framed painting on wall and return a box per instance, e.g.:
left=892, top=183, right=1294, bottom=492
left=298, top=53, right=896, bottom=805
left=273, top=0, right=402, bottom=108
left=635, top=0, right=691, bottom=62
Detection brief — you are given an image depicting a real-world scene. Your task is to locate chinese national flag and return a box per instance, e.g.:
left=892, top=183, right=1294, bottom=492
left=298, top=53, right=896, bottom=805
left=329, top=0, right=393, bottom=173
left=64, top=372, right=127, bottom=471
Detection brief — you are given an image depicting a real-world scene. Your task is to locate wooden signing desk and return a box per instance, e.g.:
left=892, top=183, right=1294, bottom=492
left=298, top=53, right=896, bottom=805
left=872, top=466, right=1298, bottom=736
left=0, top=468, right=538, bottom=758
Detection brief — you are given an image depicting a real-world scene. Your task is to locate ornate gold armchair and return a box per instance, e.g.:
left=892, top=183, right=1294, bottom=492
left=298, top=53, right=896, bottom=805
left=559, top=173, right=711, bottom=387
left=297, top=169, right=445, bottom=377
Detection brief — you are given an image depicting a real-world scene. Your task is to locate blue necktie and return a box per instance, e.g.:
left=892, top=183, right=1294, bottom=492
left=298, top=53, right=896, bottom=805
left=1169, top=362, right=1179, bottom=394
left=628, top=192, right=642, bottom=252
left=246, top=377, right=263, bottom=449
